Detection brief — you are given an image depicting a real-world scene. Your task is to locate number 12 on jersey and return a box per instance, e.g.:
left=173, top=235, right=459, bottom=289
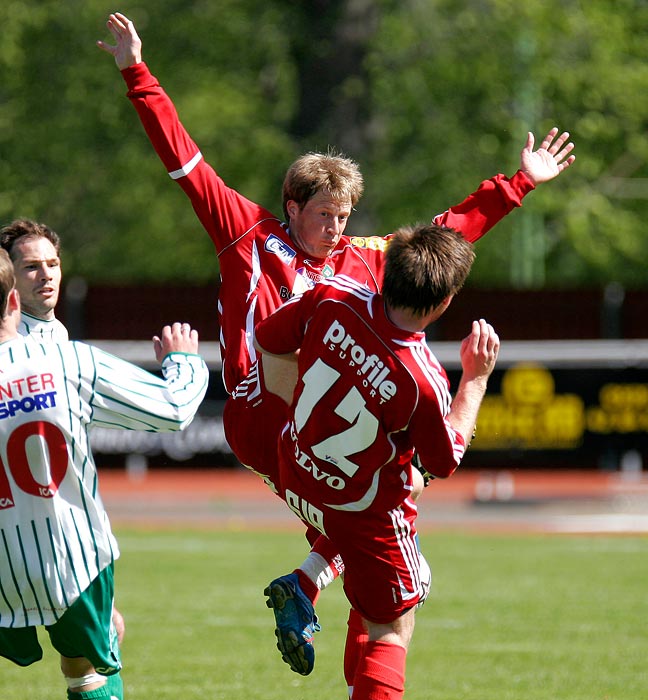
left=294, top=358, right=379, bottom=479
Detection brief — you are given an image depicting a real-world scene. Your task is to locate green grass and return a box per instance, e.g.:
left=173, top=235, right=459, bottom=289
left=3, top=530, right=647, bottom=699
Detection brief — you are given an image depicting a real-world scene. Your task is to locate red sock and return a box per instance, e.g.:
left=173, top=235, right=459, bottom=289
left=304, top=524, right=321, bottom=546
left=295, top=568, right=320, bottom=604
left=311, top=534, right=345, bottom=578
left=344, top=608, right=368, bottom=696
left=295, top=534, right=345, bottom=605
left=352, top=640, right=406, bottom=700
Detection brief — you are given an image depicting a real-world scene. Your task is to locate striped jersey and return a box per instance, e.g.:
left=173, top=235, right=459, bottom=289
left=122, top=62, right=534, bottom=395
left=0, top=337, right=208, bottom=627
left=17, top=312, right=68, bottom=344
left=255, top=275, right=465, bottom=514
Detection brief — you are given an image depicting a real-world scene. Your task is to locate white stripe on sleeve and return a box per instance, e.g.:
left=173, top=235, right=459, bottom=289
left=168, top=151, right=203, bottom=180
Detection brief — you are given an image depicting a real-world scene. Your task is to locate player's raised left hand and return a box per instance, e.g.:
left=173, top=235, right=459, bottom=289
left=459, top=319, right=499, bottom=383
left=153, top=322, right=200, bottom=361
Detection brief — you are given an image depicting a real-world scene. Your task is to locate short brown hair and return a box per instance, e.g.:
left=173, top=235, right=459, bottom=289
left=0, top=219, right=61, bottom=259
left=382, top=224, right=474, bottom=317
left=282, top=149, right=364, bottom=219
left=0, top=249, right=16, bottom=318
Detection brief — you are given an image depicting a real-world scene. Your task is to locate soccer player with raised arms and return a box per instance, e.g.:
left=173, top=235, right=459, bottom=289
left=255, top=224, right=499, bottom=699
left=98, top=11, right=574, bottom=675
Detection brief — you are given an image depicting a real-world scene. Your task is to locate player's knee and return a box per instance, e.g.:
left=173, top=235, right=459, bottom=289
left=64, top=671, right=108, bottom=695
left=61, top=656, right=108, bottom=695
left=65, top=672, right=123, bottom=699
left=364, top=607, right=416, bottom=649
left=112, top=608, right=126, bottom=644
left=416, top=553, right=432, bottom=610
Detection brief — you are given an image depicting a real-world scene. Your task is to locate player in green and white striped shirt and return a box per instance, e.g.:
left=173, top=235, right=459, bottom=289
left=0, top=249, right=209, bottom=699
left=1, top=219, right=127, bottom=662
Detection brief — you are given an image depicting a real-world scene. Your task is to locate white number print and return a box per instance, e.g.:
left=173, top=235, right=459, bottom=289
left=294, top=358, right=379, bottom=479
left=285, top=488, right=326, bottom=535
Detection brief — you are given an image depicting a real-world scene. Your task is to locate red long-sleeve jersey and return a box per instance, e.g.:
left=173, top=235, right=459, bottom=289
left=255, top=275, right=464, bottom=513
left=122, top=62, right=534, bottom=394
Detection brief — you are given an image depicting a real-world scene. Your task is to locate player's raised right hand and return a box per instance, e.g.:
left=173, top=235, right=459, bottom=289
left=97, top=12, right=143, bottom=70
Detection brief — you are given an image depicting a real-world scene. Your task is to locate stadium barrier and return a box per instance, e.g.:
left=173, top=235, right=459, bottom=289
left=89, top=339, right=648, bottom=474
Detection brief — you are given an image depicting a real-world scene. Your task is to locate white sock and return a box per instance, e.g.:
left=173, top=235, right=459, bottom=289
left=299, top=551, right=337, bottom=590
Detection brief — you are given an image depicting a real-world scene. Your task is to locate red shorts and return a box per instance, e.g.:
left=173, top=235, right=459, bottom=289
left=281, top=482, right=422, bottom=624
left=224, top=373, right=324, bottom=547
left=223, top=363, right=289, bottom=494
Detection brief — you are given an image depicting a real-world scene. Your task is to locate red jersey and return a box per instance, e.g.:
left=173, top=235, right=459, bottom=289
left=122, top=62, right=534, bottom=394
left=255, top=275, right=465, bottom=514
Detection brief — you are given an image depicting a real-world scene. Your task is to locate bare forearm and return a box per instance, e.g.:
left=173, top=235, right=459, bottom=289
left=450, top=319, right=499, bottom=444
left=447, top=375, right=488, bottom=445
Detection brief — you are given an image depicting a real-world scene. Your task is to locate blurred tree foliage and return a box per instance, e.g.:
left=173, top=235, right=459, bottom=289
left=0, top=0, right=646, bottom=287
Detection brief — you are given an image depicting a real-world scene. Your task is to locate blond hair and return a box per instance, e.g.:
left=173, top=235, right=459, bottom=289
left=282, top=149, right=364, bottom=219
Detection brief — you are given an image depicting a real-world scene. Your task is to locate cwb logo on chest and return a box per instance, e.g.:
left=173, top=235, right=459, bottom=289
left=265, top=234, right=296, bottom=264
left=323, top=320, right=396, bottom=403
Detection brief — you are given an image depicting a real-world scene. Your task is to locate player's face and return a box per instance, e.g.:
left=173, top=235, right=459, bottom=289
left=11, top=236, right=61, bottom=320
left=287, top=190, right=352, bottom=260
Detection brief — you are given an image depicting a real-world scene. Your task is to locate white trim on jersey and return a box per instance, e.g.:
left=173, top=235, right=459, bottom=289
left=398, top=340, right=453, bottom=415
left=325, top=465, right=382, bottom=512
left=168, top=150, right=202, bottom=180
left=248, top=239, right=262, bottom=303
left=390, top=505, right=421, bottom=602
left=321, top=274, right=375, bottom=306
left=18, top=312, right=69, bottom=345
left=401, top=341, right=464, bottom=463
left=231, top=358, right=262, bottom=402
left=245, top=296, right=258, bottom=375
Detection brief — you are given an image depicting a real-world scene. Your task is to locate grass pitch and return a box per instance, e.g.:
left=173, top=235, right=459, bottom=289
left=3, top=529, right=647, bottom=699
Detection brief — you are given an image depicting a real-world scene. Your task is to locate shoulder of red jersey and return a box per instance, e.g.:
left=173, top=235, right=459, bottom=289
left=316, top=274, right=376, bottom=303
